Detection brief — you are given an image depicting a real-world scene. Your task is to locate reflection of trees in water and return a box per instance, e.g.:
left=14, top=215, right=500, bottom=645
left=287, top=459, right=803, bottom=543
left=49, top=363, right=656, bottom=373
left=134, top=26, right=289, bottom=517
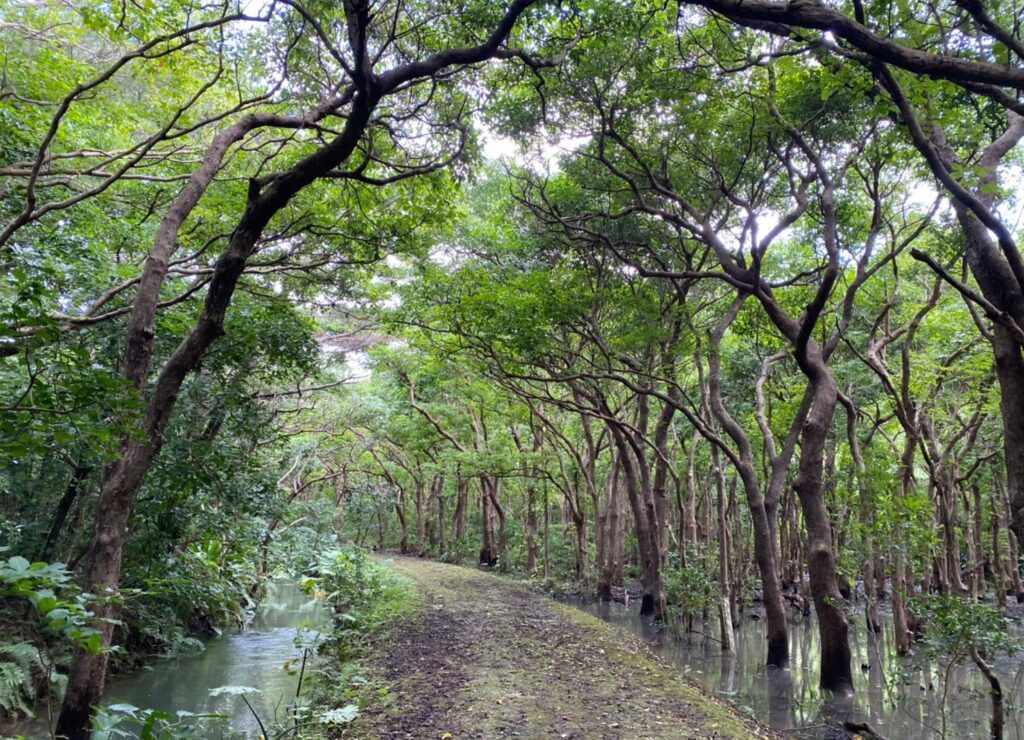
left=99, top=581, right=325, bottom=738
left=578, top=599, right=1024, bottom=738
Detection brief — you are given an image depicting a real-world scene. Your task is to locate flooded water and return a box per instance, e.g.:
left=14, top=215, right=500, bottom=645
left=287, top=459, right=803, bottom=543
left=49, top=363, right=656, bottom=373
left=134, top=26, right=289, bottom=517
left=575, top=598, right=1024, bottom=738
left=16, top=580, right=329, bottom=739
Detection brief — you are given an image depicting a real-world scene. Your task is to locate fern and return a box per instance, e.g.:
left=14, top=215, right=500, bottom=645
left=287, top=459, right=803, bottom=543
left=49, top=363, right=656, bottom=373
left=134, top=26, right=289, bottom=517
left=0, top=641, right=46, bottom=718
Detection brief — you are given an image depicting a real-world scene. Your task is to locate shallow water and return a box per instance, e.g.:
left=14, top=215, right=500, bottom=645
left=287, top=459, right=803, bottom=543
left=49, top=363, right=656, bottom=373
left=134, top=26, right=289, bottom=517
left=575, top=598, right=1024, bottom=738
left=17, top=580, right=328, bottom=739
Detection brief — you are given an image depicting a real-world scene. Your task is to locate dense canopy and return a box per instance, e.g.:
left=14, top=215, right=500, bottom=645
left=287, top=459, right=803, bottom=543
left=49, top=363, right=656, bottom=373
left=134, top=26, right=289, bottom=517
left=1, top=0, right=1024, bottom=737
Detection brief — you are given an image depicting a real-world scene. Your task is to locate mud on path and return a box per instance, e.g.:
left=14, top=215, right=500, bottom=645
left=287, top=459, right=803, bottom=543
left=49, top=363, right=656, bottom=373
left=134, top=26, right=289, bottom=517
left=346, top=557, right=772, bottom=740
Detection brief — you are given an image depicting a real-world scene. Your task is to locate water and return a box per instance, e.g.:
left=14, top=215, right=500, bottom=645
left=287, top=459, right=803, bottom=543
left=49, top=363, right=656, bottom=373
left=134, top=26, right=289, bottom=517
left=16, top=580, right=329, bottom=739
left=575, top=599, right=1024, bottom=738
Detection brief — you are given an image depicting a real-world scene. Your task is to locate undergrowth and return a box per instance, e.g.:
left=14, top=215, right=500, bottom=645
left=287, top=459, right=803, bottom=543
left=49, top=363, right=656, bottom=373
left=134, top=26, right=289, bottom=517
left=299, top=547, right=421, bottom=737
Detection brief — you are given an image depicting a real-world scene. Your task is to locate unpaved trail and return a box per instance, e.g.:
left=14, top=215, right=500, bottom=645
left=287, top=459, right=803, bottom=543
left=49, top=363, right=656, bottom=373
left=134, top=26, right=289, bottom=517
left=346, top=557, right=772, bottom=740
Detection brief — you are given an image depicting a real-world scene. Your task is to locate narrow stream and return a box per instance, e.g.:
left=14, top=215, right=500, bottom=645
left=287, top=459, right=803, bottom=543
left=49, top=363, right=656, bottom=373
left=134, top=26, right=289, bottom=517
left=574, top=598, right=1024, bottom=738
left=18, top=580, right=328, bottom=739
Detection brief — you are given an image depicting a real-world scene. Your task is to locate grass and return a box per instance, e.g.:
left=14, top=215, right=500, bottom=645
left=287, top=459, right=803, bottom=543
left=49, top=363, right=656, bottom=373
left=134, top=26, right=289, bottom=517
left=344, top=556, right=772, bottom=739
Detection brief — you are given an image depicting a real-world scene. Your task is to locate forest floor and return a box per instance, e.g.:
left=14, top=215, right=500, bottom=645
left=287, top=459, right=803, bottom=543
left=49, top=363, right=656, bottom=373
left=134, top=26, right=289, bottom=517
left=344, top=557, right=773, bottom=740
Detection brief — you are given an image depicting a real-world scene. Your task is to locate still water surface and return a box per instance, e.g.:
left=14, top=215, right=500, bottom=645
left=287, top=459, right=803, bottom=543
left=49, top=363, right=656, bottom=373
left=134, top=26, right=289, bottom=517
left=18, top=580, right=327, bottom=739
left=576, top=598, right=1024, bottom=739
left=14, top=580, right=1024, bottom=738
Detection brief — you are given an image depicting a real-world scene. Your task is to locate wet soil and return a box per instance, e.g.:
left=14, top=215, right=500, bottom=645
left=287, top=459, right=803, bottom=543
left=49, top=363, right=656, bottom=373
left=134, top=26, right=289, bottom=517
left=346, top=557, right=773, bottom=740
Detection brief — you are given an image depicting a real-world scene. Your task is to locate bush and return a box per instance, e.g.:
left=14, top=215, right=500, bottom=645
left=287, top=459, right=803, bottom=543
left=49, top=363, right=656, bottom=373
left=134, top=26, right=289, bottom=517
left=0, top=554, right=99, bottom=720
left=301, top=547, right=419, bottom=731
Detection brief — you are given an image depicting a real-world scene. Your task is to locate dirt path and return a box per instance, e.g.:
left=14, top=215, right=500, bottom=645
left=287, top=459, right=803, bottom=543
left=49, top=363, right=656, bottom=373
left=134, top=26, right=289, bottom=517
left=346, top=557, right=772, bottom=740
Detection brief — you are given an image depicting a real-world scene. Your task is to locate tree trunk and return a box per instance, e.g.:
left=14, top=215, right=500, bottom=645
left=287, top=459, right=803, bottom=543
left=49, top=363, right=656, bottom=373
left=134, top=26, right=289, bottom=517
left=487, top=477, right=507, bottom=568
left=609, top=421, right=664, bottom=619
left=437, top=480, right=447, bottom=557
left=705, top=304, right=789, bottom=667
left=454, top=474, right=468, bottom=550
left=55, top=90, right=379, bottom=740
left=396, top=487, right=410, bottom=554
left=893, top=436, right=917, bottom=654
left=543, top=492, right=551, bottom=582
left=415, top=480, right=426, bottom=557
left=972, top=484, right=986, bottom=601
left=573, top=510, right=587, bottom=581
left=333, top=472, right=349, bottom=536
left=480, top=479, right=495, bottom=566
left=713, top=448, right=736, bottom=654
left=794, top=370, right=852, bottom=694
left=39, top=461, right=92, bottom=562
left=991, top=325, right=1024, bottom=557
left=599, top=456, right=622, bottom=600
left=526, top=484, right=538, bottom=574
left=377, top=507, right=387, bottom=550
left=954, top=196, right=1024, bottom=557
left=970, top=645, right=1004, bottom=740
left=844, top=405, right=881, bottom=634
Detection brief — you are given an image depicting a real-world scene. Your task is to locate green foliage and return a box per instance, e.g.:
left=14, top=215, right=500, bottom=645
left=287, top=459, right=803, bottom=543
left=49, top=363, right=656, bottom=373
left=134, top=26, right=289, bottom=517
left=665, top=554, right=715, bottom=622
left=306, top=548, right=417, bottom=635
left=91, top=702, right=225, bottom=740
left=0, top=640, right=57, bottom=718
left=302, top=548, right=418, bottom=728
left=0, top=555, right=97, bottom=720
left=0, top=555, right=101, bottom=652
left=910, top=594, right=1016, bottom=660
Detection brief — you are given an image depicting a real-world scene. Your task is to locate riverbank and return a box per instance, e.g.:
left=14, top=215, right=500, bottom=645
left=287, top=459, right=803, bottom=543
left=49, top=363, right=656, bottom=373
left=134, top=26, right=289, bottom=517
left=342, top=557, right=771, bottom=739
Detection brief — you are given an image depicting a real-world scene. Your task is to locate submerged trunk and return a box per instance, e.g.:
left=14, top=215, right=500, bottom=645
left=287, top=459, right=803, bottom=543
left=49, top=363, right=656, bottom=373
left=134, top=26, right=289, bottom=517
left=611, top=423, right=664, bottom=619
left=599, top=457, right=622, bottom=601
left=713, top=449, right=736, bottom=654
left=706, top=306, right=789, bottom=668
left=795, top=369, right=853, bottom=694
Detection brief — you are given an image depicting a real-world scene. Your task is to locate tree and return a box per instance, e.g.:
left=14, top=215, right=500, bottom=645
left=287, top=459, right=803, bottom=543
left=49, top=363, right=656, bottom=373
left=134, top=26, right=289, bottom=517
left=2, top=0, right=555, bottom=734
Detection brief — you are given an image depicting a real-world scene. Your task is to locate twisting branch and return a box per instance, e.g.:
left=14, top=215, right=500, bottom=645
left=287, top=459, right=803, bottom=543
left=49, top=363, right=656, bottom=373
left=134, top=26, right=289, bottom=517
left=910, top=248, right=1024, bottom=344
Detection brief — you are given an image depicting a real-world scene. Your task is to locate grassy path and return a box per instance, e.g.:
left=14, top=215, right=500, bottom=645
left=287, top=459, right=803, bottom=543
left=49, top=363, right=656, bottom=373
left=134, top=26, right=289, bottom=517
left=346, top=557, right=773, bottom=740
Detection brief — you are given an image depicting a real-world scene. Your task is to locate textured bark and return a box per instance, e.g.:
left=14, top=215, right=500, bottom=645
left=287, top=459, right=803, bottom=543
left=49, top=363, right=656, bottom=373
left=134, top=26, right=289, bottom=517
left=795, top=369, right=853, bottom=694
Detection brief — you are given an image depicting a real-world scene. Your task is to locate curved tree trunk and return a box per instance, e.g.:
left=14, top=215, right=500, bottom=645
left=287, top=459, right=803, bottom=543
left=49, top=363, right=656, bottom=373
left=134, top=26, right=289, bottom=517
left=795, top=369, right=852, bottom=694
